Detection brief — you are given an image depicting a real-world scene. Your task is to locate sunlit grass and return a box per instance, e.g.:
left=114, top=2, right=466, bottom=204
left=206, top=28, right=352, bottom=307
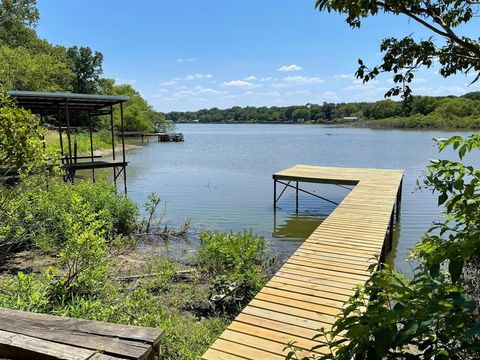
left=44, top=130, right=114, bottom=156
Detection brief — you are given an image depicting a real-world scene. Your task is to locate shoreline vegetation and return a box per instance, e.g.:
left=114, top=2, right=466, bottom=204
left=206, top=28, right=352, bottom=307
left=44, top=130, right=142, bottom=157
left=166, top=92, right=480, bottom=130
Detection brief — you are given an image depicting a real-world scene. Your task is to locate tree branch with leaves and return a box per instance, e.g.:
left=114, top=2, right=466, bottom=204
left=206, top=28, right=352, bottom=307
left=315, top=0, right=480, bottom=98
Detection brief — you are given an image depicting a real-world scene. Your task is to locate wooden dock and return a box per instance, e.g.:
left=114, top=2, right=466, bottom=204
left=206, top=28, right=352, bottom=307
left=123, top=132, right=184, bottom=142
left=0, top=307, right=164, bottom=359
left=202, top=165, right=403, bottom=359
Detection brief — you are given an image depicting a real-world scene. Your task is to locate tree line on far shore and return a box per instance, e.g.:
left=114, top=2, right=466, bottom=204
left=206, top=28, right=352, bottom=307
left=166, top=92, right=480, bottom=128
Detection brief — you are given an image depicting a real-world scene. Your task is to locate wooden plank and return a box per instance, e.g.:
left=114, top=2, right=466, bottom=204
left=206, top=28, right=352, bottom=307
left=261, top=287, right=346, bottom=309
left=0, top=308, right=163, bottom=359
left=0, top=329, right=96, bottom=360
left=0, top=308, right=162, bottom=344
left=220, top=330, right=312, bottom=358
left=265, top=280, right=351, bottom=302
left=270, top=274, right=356, bottom=296
left=282, top=263, right=370, bottom=282
left=211, top=339, right=286, bottom=360
left=228, top=321, right=324, bottom=353
left=242, top=306, right=331, bottom=331
left=249, top=299, right=337, bottom=324
left=255, top=293, right=340, bottom=316
left=234, top=313, right=319, bottom=340
left=202, top=348, right=249, bottom=360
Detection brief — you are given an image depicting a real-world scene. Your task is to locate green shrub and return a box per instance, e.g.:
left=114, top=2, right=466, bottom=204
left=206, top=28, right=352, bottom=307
left=0, top=253, right=229, bottom=360
left=197, top=230, right=274, bottom=314
left=3, top=180, right=138, bottom=251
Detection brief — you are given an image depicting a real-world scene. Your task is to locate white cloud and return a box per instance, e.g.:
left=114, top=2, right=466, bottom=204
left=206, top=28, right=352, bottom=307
left=296, top=90, right=311, bottom=95
left=182, top=73, right=213, bottom=80
left=223, top=80, right=256, bottom=88
left=334, top=73, right=354, bottom=79
left=278, top=64, right=303, bottom=72
left=343, top=79, right=379, bottom=91
left=259, top=77, right=273, bottom=82
left=271, top=83, right=287, bottom=88
left=176, top=58, right=196, bottom=63
left=416, top=85, right=466, bottom=95
left=413, top=77, right=428, bottom=83
left=194, top=85, right=227, bottom=95
left=244, top=75, right=257, bottom=81
left=115, top=77, right=137, bottom=85
left=284, top=76, right=324, bottom=84
left=257, top=91, right=281, bottom=97
left=160, top=80, right=177, bottom=86
left=321, top=91, right=339, bottom=100
left=174, top=90, right=195, bottom=98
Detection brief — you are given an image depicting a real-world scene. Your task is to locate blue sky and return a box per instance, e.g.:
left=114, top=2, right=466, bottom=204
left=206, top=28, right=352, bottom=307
left=37, top=0, right=479, bottom=112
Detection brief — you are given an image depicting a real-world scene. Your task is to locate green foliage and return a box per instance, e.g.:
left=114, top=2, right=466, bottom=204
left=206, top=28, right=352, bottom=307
left=292, top=108, right=311, bottom=122
left=0, top=45, right=73, bottom=91
left=0, top=89, right=46, bottom=169
left=100, top=79, right=170, bottom=132
left=0, top=0, right=39, bottom=29
left=197, top=230, right=274, bottom=314
left=1, top=180, right=138, bottom=251
left=66, top=46, right=103, bottom=94
left=288, top=135, right=480, bottom=360
left=315, top=1, right=480, bottom=98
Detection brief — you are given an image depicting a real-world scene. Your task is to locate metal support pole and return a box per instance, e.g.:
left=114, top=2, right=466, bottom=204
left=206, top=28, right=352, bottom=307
left=57, top=104, right=64, bottom=163
left=89, top=117, right=95, bottom=183
left=110, top=106, right=116, bottom=161
left=296, top=181, right=299, bottom=213
left=65, top=100, right=73, bottom=166
left=120, top=102, right=127, bottom=194
left=273, top=179, right=277, bottom=209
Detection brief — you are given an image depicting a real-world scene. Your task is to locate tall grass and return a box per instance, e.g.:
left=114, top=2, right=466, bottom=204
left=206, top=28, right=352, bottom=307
left=44, top=130, right=114, bottom=155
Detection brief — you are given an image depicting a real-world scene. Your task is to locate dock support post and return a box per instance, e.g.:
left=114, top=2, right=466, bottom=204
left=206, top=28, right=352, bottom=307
left=120, top=102, right=127, bottom=194
left=296, top=181, right=299, bottom=213
left=388, top=210, right=394, bottom=251
left=396, top=179, right=403, bottom=221
left=273, top=179, right=277, bottom=210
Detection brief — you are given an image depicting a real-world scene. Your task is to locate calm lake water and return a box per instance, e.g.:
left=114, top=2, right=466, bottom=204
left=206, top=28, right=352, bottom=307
left=112, top=124, right=478, bottom=273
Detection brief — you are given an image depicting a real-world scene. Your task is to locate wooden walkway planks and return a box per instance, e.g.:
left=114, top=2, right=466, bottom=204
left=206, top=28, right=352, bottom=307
left=202, top=165, right=403, bottom=360
left=0, top=307, right=164, bottom=359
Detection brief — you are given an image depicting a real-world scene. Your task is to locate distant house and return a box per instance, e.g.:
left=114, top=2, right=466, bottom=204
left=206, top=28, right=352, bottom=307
left=343, top=116, right=358, bottom=121
left=192, top=119, right=200, bottom=123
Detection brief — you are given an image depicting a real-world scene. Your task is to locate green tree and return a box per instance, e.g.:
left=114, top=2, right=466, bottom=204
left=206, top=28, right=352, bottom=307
left=100, top=79, right=160, bottom=131
left=315, top=0, right=480, bottom=98
left=0, top=45, right=73, bottom=91
left=67, top=46, right=104, bottom=94
left=463, top=91, right=480, bottom=101
left=0, top=0, right=39, bottom=48
left=292, top=107, right=311, bottom=122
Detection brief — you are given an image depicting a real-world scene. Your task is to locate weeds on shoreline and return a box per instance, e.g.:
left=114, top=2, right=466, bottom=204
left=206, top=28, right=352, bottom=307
left=0, top=180, right=274, bottom=359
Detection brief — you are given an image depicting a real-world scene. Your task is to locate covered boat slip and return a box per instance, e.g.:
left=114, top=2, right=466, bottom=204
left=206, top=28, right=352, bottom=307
left=202, top=165, right=403, bottom=360
left=8, top=91, right=130, bottom=193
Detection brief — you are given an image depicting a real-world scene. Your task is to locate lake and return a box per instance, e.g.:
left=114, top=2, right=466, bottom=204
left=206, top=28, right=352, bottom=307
left=119, top=124, right=478, bottom=273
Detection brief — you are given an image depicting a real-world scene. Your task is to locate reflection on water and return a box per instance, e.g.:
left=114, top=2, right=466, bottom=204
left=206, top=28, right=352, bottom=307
left=273, top=213, right=324, bottom=239
left=75, top=124, right=480, bottom=274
